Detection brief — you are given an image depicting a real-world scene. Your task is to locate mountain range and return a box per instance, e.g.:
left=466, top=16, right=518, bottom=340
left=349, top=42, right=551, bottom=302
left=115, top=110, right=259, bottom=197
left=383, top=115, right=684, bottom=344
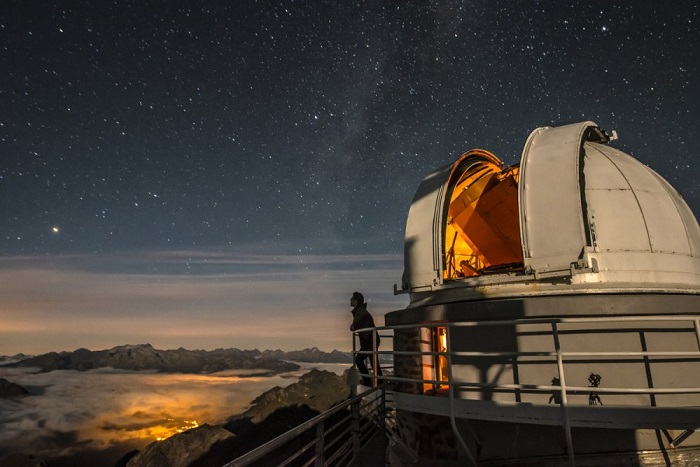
left=0, top=344, right=352, bottom=375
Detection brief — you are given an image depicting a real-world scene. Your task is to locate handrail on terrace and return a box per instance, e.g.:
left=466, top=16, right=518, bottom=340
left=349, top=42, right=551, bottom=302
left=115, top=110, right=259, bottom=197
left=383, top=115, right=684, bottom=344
left=352, top=314, right=700, bottom=400
left=352, top=314, right=700, bottom=467
left=224, top=385, right=386, bottom=467
left=223, top=316, right=699, bottom=466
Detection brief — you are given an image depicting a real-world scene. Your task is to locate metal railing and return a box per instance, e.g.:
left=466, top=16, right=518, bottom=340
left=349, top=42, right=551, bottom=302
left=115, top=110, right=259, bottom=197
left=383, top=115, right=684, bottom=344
left=223, top=384, right=386, bottom=467
left=353, top=314, right=700, bottom=467
left=366, top=316, right=700, bottom=395
left=224, top=315, right=699, bottom=466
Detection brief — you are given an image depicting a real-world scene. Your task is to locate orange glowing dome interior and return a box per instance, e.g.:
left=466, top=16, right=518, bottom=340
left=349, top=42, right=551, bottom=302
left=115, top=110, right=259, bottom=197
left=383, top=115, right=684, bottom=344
left=444, top=149, right=523, bottom=279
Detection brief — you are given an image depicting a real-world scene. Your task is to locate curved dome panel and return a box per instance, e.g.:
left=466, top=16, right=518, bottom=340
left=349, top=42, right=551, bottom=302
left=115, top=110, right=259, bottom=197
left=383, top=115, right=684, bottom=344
left=583, top=143, right=696, bottom=255
left=401, top=162, right=453, bottom=291
left=399, top=121, right=700, bottom=304
left=650, top=169, right=700, bottom=257
left=517, top=122, right=600, bottom=274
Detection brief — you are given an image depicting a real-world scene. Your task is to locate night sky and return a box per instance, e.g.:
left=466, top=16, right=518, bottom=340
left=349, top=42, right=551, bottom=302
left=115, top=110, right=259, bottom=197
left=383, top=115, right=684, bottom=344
left=1, top=1, right=698, bottom=354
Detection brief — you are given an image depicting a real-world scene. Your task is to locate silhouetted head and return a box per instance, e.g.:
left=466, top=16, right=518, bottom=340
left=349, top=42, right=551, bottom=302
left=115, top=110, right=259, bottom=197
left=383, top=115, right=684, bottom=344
left=351, top=291, right=364, bottom=308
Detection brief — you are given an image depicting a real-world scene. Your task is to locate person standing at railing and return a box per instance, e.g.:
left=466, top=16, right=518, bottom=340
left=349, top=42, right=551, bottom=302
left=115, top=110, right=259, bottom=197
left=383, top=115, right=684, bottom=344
left=349, top=291, right=382, bottom=386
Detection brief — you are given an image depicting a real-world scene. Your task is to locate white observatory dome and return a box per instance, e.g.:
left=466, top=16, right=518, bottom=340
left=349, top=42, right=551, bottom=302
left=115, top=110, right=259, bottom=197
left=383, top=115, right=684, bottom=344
left=400, top=121, right=700, bottom=305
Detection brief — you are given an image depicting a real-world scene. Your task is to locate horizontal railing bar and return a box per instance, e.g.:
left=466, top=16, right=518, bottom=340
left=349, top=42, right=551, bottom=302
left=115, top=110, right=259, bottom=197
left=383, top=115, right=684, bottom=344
left=323, top=425, right=353, bottom=453
left=357, top=349, right=699, bottom=359
left=323, top=412, right=353, bottom=437
left=560, top=351, right=700, bottom=357
left=278, top=437, right=316, bottom=467
left=359, top=425, right=380, bottom=445
left=360, top=413, right=382, bottom=429
left=449, top=351, right=700, bottom=358
left=360, top=348, right=700, bottom=358
left=376, top=374, right=700, bottom=396
left=517, top=327, right=697, bottom=335
left=452, top=382, right=700, bottom=394
left=323, top=440, right=353, bottom=466
left=354, top=314, right=700, bottom=334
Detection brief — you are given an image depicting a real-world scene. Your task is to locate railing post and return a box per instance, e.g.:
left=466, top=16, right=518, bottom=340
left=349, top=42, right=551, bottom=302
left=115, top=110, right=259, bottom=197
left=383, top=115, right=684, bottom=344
left=314, top=422, right=324, bottom=467
left=381, top=379, right=387, bottom=419
left=351, top=395, right=361, bottom=466
left=350, top=330, right=358, bottom=396
left=372, top=330, right=378, bottom=388
left=552, top=322, right=575, bottom=467
left=639, top=331, right=656, bottom=407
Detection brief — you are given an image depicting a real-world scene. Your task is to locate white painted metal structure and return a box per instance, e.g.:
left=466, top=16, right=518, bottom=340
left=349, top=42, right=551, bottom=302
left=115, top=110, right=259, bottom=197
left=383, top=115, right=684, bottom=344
left=400, top=121, right=700, bottom=304
left=387, top=122, right=700, bottom=465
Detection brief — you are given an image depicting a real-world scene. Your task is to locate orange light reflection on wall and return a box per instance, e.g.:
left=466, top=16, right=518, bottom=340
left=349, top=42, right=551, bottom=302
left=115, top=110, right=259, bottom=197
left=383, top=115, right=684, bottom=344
left=435, top=326, right=448, bottom=390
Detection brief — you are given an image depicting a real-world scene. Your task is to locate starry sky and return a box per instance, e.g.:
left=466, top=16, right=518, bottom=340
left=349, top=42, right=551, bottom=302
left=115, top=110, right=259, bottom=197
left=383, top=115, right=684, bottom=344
left=1, top=1, right=698, bottom=355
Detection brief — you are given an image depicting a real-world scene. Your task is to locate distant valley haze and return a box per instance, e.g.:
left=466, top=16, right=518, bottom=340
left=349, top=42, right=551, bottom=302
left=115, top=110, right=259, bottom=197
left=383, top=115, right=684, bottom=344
left=0, top=344, right=352, bottom=466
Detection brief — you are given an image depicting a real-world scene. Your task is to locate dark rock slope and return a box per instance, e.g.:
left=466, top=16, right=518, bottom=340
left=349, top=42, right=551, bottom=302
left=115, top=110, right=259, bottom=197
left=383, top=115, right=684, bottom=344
left=231, top=368, right=350, bottom=423
left=123, top=424, right=235, bottom=467
left=0, top=378, right=30, bottom=398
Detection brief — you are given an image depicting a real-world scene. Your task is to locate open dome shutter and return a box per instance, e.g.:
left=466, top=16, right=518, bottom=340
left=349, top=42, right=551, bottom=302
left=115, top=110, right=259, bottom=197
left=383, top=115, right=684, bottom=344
left=518, top=121, right=602, bottom=275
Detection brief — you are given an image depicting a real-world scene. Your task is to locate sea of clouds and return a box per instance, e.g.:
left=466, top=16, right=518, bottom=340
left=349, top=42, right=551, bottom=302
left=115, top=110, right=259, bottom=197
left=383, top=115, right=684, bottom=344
left=0, top=362, right=348, bottom=465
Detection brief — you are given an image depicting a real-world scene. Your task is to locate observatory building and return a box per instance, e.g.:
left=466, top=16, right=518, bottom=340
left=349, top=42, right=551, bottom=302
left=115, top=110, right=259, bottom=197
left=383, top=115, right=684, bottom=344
left=223, top=121, right=698, bottom=466
left=383, top=121, right=700, bottom=465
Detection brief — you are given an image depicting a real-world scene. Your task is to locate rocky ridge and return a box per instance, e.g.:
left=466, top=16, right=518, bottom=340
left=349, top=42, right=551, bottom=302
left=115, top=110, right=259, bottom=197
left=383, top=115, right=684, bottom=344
left=1, top=344, right=299, bottom=374
left=260, top=347, right=352, bottom=363
left=0, top=378, right=30, bottom=398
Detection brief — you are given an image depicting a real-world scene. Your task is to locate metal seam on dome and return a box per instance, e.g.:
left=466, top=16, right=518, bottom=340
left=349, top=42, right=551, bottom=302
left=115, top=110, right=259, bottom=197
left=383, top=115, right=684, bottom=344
left=587, top=143, right=654, bottom=253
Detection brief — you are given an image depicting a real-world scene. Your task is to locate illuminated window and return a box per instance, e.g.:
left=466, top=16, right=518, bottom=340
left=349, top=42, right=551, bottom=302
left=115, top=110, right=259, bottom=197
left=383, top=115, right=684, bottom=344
left=434, top=326, right=448, bottom=390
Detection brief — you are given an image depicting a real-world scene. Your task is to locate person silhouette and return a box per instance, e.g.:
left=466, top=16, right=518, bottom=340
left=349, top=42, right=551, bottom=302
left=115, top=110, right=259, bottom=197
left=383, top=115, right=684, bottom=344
left=349, top=292, right=382, bottom=386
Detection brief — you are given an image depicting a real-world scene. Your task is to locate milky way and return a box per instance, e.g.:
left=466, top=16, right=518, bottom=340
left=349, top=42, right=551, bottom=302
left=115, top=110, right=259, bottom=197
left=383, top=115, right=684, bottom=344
left=3, top=1, right=698, bottom=255
left=1, top=1, right=698, bottom=354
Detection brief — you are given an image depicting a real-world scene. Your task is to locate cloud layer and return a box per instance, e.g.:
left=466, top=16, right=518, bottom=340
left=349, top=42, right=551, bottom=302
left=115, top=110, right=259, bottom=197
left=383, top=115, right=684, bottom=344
left=0, top=363, right=347, bottom=464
